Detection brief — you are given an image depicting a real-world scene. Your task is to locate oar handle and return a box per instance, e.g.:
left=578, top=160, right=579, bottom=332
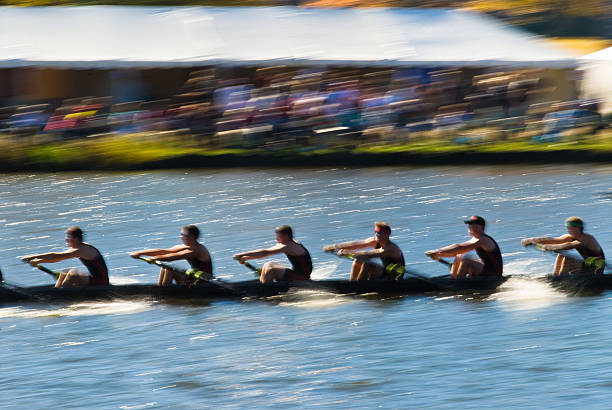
left=23, top=261, right=60, bottom=278
left=324, top=249, right=355, bottom=260
left=325, top=249, right=406, bottom=279
left=134, top=255, right=212, bottom=281
left=425, top=252, right=453, bottom=269
left=435, top=258, right=453, bottom=268
left=241, top=261, right=263, bottom=276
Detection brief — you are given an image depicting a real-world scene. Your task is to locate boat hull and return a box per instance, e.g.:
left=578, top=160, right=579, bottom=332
left=547, top=273, right=612, bottom=294
left=0, top=275, right=508, bottom=304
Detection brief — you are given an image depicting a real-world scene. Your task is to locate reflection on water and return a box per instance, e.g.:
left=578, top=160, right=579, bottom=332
left=272, top=289, right=352, bottom=308
left=0, top=300, right=152, bottom=319
left=3, top=166, right=612, bottom=408
left=490, top=277, right=568, bottom=311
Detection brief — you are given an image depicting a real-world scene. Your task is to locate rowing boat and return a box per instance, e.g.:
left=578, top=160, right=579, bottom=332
left=0, top=275, right=508, bottom=304
left=547, top=273, right=612, bottom=294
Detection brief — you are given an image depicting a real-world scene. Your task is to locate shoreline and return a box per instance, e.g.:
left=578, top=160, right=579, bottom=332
left=2, top=135, right=612, bottom=172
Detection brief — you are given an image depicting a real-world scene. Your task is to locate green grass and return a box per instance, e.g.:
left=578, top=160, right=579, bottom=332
left=2, top=132, right=612, bottom=171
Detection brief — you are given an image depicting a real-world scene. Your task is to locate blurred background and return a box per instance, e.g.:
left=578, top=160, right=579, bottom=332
left=2, top=5, right=612, bottom=408
left=0, top=2, right=610, bottom=152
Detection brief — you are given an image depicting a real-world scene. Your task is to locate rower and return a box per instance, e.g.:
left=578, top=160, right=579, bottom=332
left=21, top=226, right=109, bottom=287
left=323, top=222, right=405, bottom=281
left=426, top=215, right=503, bottom=279
left=130, top=224, right=213, bottom=286
left=522, top=216, right=605, bottom=276
left=233, top=225, right=312, bottom=283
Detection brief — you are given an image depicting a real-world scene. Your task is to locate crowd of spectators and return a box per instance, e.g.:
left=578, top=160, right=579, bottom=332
left=0, top=66, right=605, bottom=147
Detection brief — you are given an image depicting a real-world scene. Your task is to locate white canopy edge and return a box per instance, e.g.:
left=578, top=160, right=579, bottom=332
left=0, top=6, right=579, bottom=69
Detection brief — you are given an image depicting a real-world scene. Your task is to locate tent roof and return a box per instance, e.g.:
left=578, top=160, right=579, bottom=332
left=0, top=6, right=578, bottom=69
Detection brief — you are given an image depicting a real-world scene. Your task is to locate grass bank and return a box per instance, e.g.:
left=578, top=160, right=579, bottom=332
left=2, top=132, right=612, bottom=172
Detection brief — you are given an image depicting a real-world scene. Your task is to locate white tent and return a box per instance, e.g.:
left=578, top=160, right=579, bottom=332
left=580, top=47, right=612, bottom=114
left=0, top=6, right=578, bottom=69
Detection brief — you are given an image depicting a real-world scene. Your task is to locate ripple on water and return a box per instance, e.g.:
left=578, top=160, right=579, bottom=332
left=3, top=167, right=612, bottom=408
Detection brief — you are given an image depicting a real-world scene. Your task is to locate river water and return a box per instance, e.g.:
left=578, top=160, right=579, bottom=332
left=2, top=166, right=612, bottom=409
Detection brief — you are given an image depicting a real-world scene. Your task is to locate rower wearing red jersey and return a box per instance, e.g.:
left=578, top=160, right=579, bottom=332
left=21, top=226, right=109, bottom=287
left=426, top=216, right=503, bottom=279
left=130, top=224, right=212, bottom=286
left=522, top=216, right=605, bottom=276
left=323, top=222, right=405, bottom=281
left=233, top=225, right=312, bottom=283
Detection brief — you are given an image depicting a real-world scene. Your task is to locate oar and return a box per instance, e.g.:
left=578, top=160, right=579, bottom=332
left=22, top=261, right=61, bottom=279
left=236, top=259, right=263, bottom=276
left=134, top=255, right=242, bottom=295
left=325, top=249, right=418, bottom=280
left=135, top=255, right=212, bottom=282
left=425, top=253, right=453, bottom=269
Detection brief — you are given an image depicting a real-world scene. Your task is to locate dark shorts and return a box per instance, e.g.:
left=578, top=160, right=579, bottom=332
left=89, top=276, right=109, bottom=286
left=282, top=269, right=310, bottom=281
left=479, top=267, right=502, bottom=277
left=185, top=274, right=213, bottom=286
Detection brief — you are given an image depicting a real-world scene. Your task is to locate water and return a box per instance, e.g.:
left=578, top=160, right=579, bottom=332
left=2, top=166, right=612, bottom=408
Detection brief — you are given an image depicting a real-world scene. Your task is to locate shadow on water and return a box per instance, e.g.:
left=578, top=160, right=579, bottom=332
left=254, top=288, right=411, bottom=308
left=252, top=286, right=510, bottom=308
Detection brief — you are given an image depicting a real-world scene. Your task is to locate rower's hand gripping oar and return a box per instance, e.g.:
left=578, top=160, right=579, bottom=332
left=425, top=252, right=453, bottom=269
left=324, top=249, right=408, bottom=280
left=133, top=255, right=212, bottom=282
left=132, top=255, right=244, bottom=295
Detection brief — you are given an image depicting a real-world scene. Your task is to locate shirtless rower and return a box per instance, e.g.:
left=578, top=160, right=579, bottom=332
left=522, top=216, right=605, bottom=275
left=130, top=224, right=213, bottom=286
left=21, top=226, right=109, bottom=287
left=233, top=225, right=312, bottom=283
left=426, top=216, right=503, bottom=279
left=323, top=222, right=405, bottom=281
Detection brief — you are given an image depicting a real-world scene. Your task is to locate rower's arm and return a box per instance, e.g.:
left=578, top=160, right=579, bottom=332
left=540, top=240, right=582, bottom=252
left=323, top=238, right=376, bottom=252
left=130, top=247, right=181, bottom=258
left=428, top=240, right=477, bottom=258
left=22, top=248, right=80, bottom=264
left=352, top=247, right=385, bottom=259
left=522, top=235, right=572, bottom=247
left=153, top=248, right=194, bottom=262
left=234, top=244, right=285, bottom=260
